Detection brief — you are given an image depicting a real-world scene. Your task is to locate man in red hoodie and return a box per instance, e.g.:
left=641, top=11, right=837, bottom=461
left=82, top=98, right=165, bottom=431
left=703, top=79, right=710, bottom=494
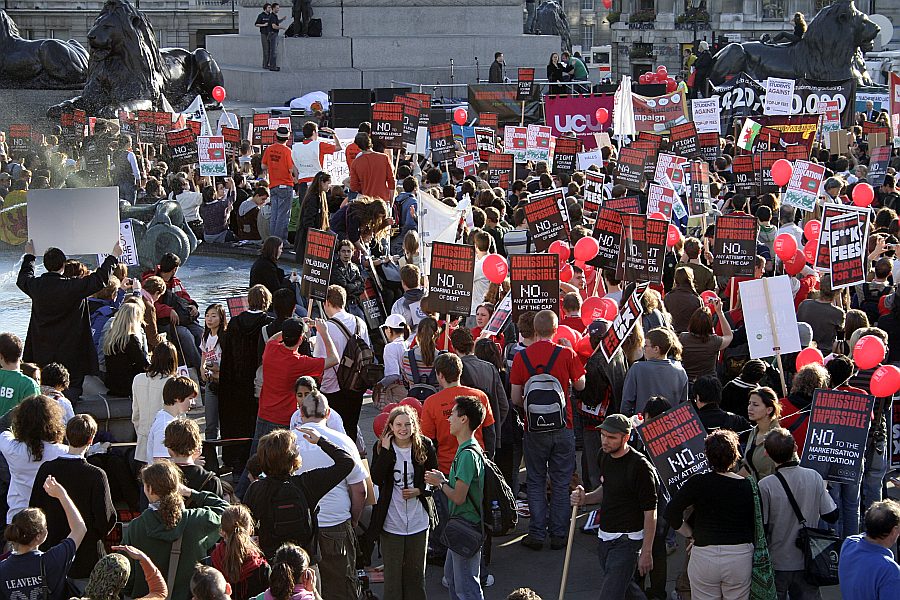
left=141, top=252, right=202, bottom=367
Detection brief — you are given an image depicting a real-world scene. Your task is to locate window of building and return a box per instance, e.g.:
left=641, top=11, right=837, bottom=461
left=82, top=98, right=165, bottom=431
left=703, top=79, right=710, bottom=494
left=582, top=24, right=594, bottom=49
left=760, top=0, right=785, bottom=19
left=639, top=0, right=655, bottom=10
left=581, top=0, right=594, bottom=10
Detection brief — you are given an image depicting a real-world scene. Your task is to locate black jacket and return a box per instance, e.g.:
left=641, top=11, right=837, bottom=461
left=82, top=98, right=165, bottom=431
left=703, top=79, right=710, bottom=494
left=250, top=256, right=288, bottom=296
left=547, top=62, right=566, bottom=82
left=696, top=403, right=751, bottom=434
left=367, top=437, right=438, bottom=542
left=104, top=334, right=150, bottom=396
left=30, top=456, right=116, bottom=578
left=218, top=311, right=273, bottom=441
left=489, top=60, right=504, bottom=83
left=18, top=254, right=117, bottom=381
left=330, top=260, right=365, bottom=302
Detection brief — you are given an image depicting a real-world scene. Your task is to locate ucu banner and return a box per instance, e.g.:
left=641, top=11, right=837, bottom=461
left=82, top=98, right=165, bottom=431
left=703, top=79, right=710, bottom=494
left=543, top=94, right=614, bottom=150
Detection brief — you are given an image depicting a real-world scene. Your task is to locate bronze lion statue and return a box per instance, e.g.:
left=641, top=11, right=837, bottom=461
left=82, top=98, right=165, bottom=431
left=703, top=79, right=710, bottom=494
left=48, top=0, right=224, bottom=119
left=534, top=0, right=572, bottom=54
left=0, top=10, right=89, bottom=89
left=709, top=0, right=879, bottom=87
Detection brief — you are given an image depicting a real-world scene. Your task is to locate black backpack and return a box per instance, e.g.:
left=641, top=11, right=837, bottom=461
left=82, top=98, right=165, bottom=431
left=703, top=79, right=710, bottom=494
left=330, top=317, right=378, bottom=393
left=858, top=282, right=890, bottom=325
left=406, top=348, right=439, bottom=401
left=259, top=477, right=319, bottom=561
left=459, top=445, right=518, bottom=536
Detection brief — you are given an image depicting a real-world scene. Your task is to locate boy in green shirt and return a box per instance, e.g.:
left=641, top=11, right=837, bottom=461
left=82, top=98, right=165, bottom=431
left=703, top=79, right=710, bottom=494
left=426, top=395, right=486, bottom=599
left=0, top=333, right=40, bottom=416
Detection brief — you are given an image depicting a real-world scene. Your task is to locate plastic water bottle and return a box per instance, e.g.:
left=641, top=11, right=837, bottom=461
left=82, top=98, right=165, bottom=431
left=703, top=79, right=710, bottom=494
left=490, top=500, right=502, bottom=532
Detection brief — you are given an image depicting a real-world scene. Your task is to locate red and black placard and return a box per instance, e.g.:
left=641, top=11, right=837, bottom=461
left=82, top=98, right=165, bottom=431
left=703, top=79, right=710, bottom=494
left=525, top=189, right=569, bottom=251
left=517, top=67, right=535, bottom=102
left=637, top=402, right=710, bottom=497
left=118, top=110, right=138, bottom=140
left=815, top=204, right=869, bottom=272
left=428, top=242, right=477, bottom=316
left=393, top=94, right=421, bottom=145
left=600, top=282, right=648, bottom=362
left=712, top=214, right=758, bottom=277
left=828, top=213, right=866, bottom=290
left=259, top=128, right=277, bottom=153
left=487, top=153, right=514, bottom=190
left=689, top=161, right=711, bottom=216
left=301, top=228, right=337, bottom=301
left=751, top=126, right=781, bottom=152
left=8, top=124, right=31, bottom=153
left=407, top=92, right=431, bottom=128
left=862, top=121, right=891, bottom=143
left=800, top=389, right=874, bottom=485
left=510, top=254, right=560, bottom=320
left=622, top=213, right=651, bottom=282
left=479, top=112, right=499, bottom=131
left=698, top=132, right=721, bottom=163
left=645, top=217, right=668, bottom=284
left=616, top=147, right=646, bottom=190
left=669, top=122, right=700, bottom=158
left=222, top=126, right=241, bottom=162
left=868, top=146, right=891, bottom=187
left=552, top=136, right=580, bottom=175
left=590, top=206, right=623, bottom=273
left=165, top=128, right=198, bottom=168
left=251, top=113, right=270, bottom=146
left=59, top=111, right=76, bottom=145
left=474, top=127, right=497, bottom=160
left=605, top=195, right=641, bottom=214
left=372, top=102, right=404, bottom=149
left=583, top=171, right=605, bottom=213
left=731, top=154, right=756, bottom=196
left=756, top=150, right=785, bottom=194
left=430, top=122, right=456, bottom=164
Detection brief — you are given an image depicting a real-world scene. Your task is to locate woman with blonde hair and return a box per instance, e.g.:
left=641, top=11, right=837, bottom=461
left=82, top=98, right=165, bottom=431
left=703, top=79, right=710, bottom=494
left=122, top=462, right=228, bottom=600
left=366, top=406, right=437, bottom=600
left=103, top=301, right=150, bottom=396
left=621, top=327, right=689, bottom=415
left=206, top=505, right=271, bottom=600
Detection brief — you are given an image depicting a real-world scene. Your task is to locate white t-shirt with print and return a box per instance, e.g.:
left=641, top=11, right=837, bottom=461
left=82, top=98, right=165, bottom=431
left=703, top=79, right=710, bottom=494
left=383, top=443, right=430, bottom=536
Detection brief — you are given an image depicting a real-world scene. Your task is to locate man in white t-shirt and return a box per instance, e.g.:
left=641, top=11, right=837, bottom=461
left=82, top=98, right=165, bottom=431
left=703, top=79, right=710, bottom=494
left=291, top=121, right=343, bottom=200
left=145, top=376, right=198, bottom=464
left=315, top=285, right=371, bottom=439
left=294, top=390, right=367, bottom=600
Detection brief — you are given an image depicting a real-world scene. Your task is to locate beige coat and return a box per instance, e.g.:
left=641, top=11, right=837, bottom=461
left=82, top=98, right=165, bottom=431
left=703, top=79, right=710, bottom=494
left=132, top=373, right=171, bottom=462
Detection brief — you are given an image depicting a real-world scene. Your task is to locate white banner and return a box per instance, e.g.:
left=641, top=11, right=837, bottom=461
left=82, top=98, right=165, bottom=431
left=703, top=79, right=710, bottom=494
left=764, top=77, right=796, bottom=116
left=691, top=97, right=721, bottom=134
left=98, top=221, right=139, bottom=267
left=28, top=187, right=120, bottom=255
left=739, top=275, right=801, bottom=359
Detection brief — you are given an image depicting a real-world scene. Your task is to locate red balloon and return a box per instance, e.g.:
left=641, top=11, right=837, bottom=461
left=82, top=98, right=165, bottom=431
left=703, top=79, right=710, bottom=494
left=373, top=412, right=390, bottom=437
left=666, top=223, right=682, bottom=248
left=803, top=239, right=817, bottom=263
left=852, top=183, right=874, bottom=207
left=211, top=86, right=226, bottom=103
left=574, top=236, right=600, bottom=261
left=575, top=334, right=595, bottom=360
left=583, top=263, right=595, bottom=278
left=870, top=365, right=900, bottom=397
left=453, top=107, right=468, bottom=126
left=700, top=290, right=718, bottom=307
left=854, top=335, right=886, bottom=370
left=549, top=240, right=571, bottom=264
left=784, top=249, right=807, bottom=276
left=649, top=211, right=666, bottom=221
left=774, top=233, right=798, bottom=261
left=657, top=65, right=668, bottom=75
left=803, top=220, right=821, bottom=242
left=595, top=107, right=610, bottom=124
left=666, top=78, right=677, bottom=93
left=602, top=0, right=612, bottom=8
left=399, top=397, right=424, bottom=414
left=559, top=262, right=574, bottom=282
left=582, top=296, right=617, bottom=326
left=552, top=324, right=580, bottom=348
left=382, top=402, right=400, bottom=414
left=482, top=253, right=508, bottom=284
left=795, top=347, right=824, bottom=371
left=771, top=159, right=793, bottom=187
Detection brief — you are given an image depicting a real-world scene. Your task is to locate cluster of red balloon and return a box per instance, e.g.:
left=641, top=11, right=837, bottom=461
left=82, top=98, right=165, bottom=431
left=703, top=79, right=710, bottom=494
left=453, top=107, right=468, bottom=126
left=372, top=398, right=424, bottom=436
left=638, top=66, right=677, bottom=93
left=773, top=158, right=875, bottom=209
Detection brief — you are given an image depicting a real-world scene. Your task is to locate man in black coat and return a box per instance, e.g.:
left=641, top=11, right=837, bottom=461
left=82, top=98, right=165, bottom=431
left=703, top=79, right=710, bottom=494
left=329, top=240, right=365, bottom=319
left=17, top=239, right=121, bottom=399
left=489, top=52, right=505, bottom=83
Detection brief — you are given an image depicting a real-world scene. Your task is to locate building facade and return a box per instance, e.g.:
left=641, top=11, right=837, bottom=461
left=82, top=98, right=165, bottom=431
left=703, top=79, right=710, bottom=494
left=5, top=0, right=236, bottom=49
left=560, top=0, right=898, bottom=80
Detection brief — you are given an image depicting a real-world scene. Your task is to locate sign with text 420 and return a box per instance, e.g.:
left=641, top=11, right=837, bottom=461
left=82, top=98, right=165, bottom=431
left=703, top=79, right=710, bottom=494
left=427, top=241, right=476, bottom=316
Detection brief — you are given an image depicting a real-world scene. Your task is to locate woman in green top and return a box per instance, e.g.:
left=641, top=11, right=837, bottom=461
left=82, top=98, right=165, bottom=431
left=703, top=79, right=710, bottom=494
left=740, top=386, right=781, bottom=479
left=123, top=461, right=228, bottom=600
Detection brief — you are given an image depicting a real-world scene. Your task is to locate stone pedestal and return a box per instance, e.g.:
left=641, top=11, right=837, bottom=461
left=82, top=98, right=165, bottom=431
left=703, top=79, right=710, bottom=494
left=207, top=0, right=561, bottom=103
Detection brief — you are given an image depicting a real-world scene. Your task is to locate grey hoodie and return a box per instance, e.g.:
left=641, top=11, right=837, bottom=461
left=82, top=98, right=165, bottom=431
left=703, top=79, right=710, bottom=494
left=621, top=358, right=689, bottom=416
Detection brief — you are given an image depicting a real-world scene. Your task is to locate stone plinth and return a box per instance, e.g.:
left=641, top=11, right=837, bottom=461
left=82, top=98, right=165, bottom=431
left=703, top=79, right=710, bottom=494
left=210, top=0, right=561, bottom=104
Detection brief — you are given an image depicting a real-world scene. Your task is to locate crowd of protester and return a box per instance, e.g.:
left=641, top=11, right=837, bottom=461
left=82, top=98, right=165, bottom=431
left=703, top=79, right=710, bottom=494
left=1, top=97, right=900, bottom=600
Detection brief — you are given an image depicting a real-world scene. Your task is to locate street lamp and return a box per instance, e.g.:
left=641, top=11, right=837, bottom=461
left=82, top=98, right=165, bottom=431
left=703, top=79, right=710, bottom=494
left=690, top=0, right=700, bottom=46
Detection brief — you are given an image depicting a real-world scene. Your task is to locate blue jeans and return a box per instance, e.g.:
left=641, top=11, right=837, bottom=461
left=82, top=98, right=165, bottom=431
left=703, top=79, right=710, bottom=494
left=597, top=536, right=647, bottom=600
left=236, top=417, right=287, bottom=498
left=862, top=442, right=889, bottom=513
left=269, top=185, right=293, bottom=241
left=266, top=32, right=279, bottom=68
left=524, top=428, right=575, bottom=539
left=444, top=549, right=483, bottom=600
left=827, top=482, right=860, bottom=538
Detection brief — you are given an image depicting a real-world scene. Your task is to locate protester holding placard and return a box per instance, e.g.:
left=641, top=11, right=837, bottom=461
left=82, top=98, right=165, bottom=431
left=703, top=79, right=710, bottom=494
left=678, top=300, right=733, bottom=382
left=663, top=268, right=702, bottom=334
left=621, top=328, right=689, bottom=416
left=665, top=429, right=756, bottom=600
